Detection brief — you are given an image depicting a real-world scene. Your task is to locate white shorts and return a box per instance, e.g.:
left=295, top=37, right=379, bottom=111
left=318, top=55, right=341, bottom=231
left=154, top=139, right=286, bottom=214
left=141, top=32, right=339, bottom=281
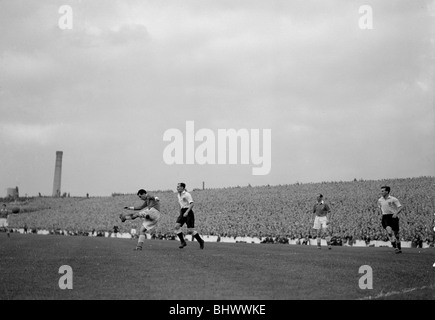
left=313, top=216, right=328, bottom=230
left=139, top=208, right=161, bottom=230
left=0, top=218, right=8, bottom=228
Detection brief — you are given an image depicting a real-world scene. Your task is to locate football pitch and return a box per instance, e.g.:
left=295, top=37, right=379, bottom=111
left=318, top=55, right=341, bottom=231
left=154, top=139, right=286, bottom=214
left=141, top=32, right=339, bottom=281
left=0, top=233, right=434, bottom=300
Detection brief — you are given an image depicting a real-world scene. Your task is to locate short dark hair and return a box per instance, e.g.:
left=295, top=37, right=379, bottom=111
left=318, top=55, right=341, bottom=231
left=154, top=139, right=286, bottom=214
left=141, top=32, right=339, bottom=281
left=318, top=194, right=323, bottom=198
left=178, top=183, right=186, bottom=189
left=137, top=189, right=147, bottom=195
left=381, top=186, right=391, bottom=193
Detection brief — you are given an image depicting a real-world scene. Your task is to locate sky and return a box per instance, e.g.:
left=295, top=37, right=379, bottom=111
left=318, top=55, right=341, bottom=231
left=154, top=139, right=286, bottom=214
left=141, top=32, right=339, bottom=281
left=1, top=0, right=434, bottom=197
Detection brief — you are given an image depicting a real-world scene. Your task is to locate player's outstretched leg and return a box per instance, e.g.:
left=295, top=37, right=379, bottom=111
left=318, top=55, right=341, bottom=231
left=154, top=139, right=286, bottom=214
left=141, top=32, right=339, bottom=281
left=120, top=211, right=138, bottom=223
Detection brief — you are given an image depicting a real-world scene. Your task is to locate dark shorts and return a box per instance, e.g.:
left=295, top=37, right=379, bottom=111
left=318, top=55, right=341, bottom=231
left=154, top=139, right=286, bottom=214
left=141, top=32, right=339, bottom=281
left=382, top=214, right=399, bottom=232
left=176, top=208, right=195, bottom=228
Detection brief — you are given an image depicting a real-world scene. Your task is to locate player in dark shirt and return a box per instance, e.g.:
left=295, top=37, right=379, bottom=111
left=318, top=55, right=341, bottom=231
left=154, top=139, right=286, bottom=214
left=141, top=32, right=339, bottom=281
left=120, top=189, right=163, bottom=250
left=312, top=194, right=332, bottom=249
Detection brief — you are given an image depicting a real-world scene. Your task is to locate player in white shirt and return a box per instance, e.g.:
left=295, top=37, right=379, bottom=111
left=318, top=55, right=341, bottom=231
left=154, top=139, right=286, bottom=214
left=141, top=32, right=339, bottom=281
left=174, top=183, right=204, bottom=249
left=378, top=186, right=403, bottom=254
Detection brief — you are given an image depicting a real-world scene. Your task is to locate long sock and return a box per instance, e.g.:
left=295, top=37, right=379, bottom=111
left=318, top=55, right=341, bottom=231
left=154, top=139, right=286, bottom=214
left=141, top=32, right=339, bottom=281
left=194, top=232, right=203, bottom=242
left=317, top=238, right=321, bottom=246
left=137, top=234, right=146, bottom=248
left=177, top=232, right=185, bottom=243
left=397, top=241, right=401, bottom=250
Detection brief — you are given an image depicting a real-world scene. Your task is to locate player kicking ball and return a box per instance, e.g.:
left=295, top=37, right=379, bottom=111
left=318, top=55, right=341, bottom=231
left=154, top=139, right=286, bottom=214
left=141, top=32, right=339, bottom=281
left=120, top=189, right=163, bottom=251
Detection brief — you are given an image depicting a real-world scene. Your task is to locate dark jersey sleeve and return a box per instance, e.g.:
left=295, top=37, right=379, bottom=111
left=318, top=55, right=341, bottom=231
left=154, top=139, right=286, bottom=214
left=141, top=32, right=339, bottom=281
left=136, top=201, right=148, bottom=210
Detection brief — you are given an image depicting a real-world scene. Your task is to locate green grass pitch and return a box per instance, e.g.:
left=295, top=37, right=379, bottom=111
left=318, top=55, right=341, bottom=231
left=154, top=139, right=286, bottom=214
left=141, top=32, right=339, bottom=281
left=0, top=233, right=434, bottom=300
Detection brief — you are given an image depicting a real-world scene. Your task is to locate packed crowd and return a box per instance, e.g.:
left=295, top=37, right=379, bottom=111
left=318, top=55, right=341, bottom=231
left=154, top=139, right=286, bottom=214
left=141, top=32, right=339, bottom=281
left=2, top=177, right=434, bottom=246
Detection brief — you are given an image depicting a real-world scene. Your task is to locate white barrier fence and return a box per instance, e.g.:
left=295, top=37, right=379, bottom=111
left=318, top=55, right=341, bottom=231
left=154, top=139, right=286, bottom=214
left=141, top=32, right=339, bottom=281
left=9, top=228, right=432, bottom=249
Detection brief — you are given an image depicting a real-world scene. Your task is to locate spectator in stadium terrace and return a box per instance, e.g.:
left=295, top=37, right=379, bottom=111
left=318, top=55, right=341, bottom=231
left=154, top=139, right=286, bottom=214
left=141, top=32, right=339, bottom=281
left=120, top=189, right=164, bottom=251
left=0, top=203, right=11, bottom=237
left=174, top=182, right=205, bottom=250
left=378, top=186, right=403, bottom=254
left=312, top=194, right=332, bottom=249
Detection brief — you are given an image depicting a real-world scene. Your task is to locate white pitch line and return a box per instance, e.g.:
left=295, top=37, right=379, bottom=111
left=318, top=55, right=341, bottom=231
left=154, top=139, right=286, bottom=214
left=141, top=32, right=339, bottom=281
left=357, top=285, right=435, bottom=300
